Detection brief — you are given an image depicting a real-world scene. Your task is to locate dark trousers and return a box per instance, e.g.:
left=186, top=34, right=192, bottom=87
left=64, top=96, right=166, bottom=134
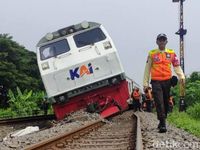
left=133, top=100, right=141, bottom=111
left=151, top=79, right=171, bottom=120
left=146, top=101, right=152, bottom=112
left=169, top=105, right=173, bottom=112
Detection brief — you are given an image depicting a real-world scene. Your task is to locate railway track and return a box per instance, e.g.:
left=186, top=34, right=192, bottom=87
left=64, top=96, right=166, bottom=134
left=25, top=111, right=143, bottom=150
left=0, top=114, right=56, bottom=125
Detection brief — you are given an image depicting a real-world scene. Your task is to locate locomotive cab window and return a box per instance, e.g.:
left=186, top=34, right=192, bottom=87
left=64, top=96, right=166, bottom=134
left=40, top=39, right=70, bottom=60
left=74, top=28, right=106, bottom=48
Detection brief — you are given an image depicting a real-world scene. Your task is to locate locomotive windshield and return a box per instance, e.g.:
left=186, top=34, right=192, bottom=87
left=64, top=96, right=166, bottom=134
left=40, top=39, right=70, bottom=60
left=74, top=28, right=106, bottom=48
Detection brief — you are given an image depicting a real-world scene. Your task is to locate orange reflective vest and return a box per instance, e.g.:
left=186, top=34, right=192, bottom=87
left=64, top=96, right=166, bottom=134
left=132, top=90, right=140, bottom=100
left=145, top=89, right=152, bottom=101
left=149, top=49, right=180, bottom=81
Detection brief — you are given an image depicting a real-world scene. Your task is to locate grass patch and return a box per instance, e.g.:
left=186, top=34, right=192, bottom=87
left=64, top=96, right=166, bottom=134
left=168, top=110, right=200, bottom=138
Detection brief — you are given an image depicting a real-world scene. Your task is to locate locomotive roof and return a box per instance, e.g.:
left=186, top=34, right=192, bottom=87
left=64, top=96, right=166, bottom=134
left=37, top=22, right=101, bottom=47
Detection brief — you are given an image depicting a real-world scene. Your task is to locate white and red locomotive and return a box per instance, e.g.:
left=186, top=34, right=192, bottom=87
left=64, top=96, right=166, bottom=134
left=36, top=21, right=135, bottom=120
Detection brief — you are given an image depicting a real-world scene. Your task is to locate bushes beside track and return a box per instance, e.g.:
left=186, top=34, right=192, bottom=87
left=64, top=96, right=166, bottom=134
left=168, top=72, right=200, bottom=137
left=0, top=88, right=53, bottom=119
left=168, top=110, right=200, bottom=137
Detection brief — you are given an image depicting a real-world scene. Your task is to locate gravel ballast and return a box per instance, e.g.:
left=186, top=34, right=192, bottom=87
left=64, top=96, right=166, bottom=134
left=136, top=111, right=200, bottom=150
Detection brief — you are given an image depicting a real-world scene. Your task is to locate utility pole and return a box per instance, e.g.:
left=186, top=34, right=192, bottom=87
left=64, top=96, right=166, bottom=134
left=172, top=0, right=187, bottom=111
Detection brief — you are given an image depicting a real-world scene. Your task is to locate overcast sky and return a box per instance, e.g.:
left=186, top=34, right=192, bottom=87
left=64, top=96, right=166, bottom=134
left=0, top=0, right=200, bottom=85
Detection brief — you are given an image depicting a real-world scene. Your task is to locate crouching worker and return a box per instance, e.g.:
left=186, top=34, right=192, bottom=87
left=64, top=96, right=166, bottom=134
left=132, top=88, right=142, bottom=111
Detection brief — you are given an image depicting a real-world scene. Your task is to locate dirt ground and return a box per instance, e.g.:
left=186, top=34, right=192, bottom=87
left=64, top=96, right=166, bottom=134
left=0, top=125, right=14, bottom=140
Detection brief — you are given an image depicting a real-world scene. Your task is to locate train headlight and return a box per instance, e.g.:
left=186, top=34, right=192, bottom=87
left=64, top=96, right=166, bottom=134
left=81, top=21, right=89, bottom=29
left=59, top=95, right=65, bottom=102
left=111, top=78, right=119, bottom=85
left=103, top=41, right=112, bottom=50
left=45, top=33, right=54, bottom=41
left=41, top=62, right=49, bottom=70
left=59, top=29, right=67, bottom=36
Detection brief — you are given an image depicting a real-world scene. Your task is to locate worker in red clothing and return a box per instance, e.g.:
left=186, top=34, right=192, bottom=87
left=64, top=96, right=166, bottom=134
left=132, top=87, right=142, bottom=111
left=143, top=33, right=185, bottom=133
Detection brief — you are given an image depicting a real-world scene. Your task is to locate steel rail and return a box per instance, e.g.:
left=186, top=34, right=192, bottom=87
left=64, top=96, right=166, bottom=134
left=134, top=113, right=143, bottom=150
left=0, top=114, right=55, bottom=125
left=24, top=119, right=105, bottom=150
left=25, top=111, right=143, bottom=150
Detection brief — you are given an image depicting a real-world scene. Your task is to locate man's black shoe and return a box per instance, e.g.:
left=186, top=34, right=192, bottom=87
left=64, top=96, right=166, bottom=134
left=159, top=126, right=167, bottom=133
left=158, top=119, right=167, bottom=133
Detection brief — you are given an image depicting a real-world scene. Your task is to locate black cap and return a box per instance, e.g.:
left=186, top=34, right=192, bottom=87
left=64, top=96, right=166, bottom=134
left=157, top=33, right=167, bottom=40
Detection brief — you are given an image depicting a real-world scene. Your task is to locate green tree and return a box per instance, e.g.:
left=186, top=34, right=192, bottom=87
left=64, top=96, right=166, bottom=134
left=0, top=33, right=44, bottom=91
left=188, top=72, right=200, bottom=82
left=8, top=87, right=46, bottom=116
left=185, top=80, right=200, bottom=106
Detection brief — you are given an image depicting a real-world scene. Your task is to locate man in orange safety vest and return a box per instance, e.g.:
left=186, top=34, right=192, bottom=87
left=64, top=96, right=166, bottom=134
left=143, top=33, right=185, bottom=133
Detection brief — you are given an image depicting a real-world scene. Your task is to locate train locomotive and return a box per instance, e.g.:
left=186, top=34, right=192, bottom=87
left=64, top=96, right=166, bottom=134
left=36, top=21, right=134, bottom=120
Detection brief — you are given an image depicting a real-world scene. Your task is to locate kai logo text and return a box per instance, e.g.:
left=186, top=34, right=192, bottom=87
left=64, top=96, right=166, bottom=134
left=69, top=63, right=94, bottom=80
